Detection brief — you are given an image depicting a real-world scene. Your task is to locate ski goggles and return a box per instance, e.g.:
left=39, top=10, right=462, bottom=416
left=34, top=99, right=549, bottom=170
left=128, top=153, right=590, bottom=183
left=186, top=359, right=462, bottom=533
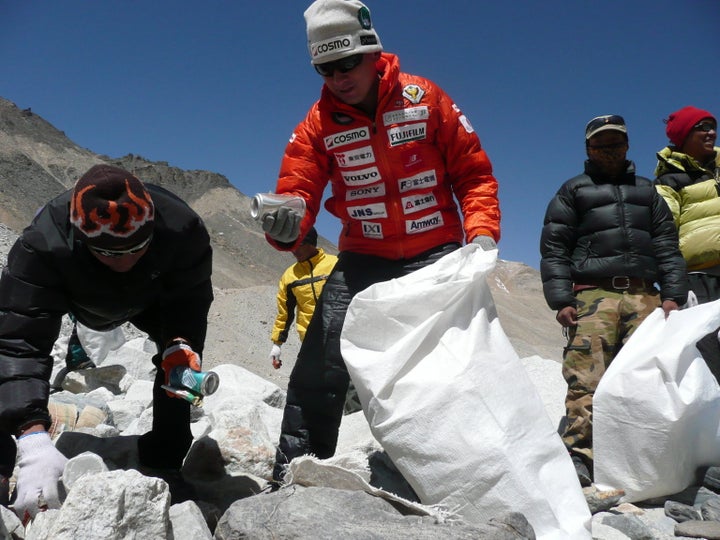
left=88, top=235, right=153, bottom=258
left=314, top=54, right=364, bottom=77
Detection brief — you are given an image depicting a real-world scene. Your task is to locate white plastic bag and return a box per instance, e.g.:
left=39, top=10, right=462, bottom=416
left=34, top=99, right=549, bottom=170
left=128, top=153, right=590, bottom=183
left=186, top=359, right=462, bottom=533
left=77, top=323, right=126, bottom=365
left=594, top=301, right=720, bottom=502
left=340, top=244, right=590, bottom=539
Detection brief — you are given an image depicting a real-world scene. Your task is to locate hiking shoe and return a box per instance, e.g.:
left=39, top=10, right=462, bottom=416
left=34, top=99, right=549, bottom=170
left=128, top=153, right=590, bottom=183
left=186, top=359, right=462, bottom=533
left=65, top=332, right=95, bottom=371
left=571, top=455, right=592, bottom=487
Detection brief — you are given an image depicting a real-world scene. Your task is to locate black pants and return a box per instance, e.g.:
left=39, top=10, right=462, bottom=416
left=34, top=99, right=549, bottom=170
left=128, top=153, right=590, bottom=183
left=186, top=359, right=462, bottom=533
left=273, top=243, right=460, bottom=481
left=688, top=273, right=720, bottom=305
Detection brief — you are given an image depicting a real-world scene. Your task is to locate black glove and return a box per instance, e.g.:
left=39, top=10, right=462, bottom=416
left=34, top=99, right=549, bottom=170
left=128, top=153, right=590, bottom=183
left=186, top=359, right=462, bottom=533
left=262, top=207, right=301, bottom=243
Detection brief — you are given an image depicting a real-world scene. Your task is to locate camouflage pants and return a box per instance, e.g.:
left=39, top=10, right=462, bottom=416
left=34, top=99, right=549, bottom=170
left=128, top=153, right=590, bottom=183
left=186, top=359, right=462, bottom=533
left=561, top=286, right=659, bottom=464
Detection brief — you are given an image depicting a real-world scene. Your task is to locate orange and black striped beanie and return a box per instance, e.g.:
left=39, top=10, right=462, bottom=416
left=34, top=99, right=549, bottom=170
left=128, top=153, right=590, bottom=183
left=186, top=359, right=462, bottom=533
left=70, top=164, right=155, bottom=249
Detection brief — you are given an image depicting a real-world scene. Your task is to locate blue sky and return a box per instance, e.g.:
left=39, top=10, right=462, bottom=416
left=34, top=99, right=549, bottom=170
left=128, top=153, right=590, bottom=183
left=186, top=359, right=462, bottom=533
left=2, top=1, right=717, bottom=269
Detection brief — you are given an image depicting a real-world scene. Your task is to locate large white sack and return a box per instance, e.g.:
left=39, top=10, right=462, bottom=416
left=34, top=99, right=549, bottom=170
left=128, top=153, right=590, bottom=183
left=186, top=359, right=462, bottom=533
left=594, top=301, right=720, bottom=502
left=340, top=244, right=590, bottom=540
left=77, top=323, right=126, bottom=364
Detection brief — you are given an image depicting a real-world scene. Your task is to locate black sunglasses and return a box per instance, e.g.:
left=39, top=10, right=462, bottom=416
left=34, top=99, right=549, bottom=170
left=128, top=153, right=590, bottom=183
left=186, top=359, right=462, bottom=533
left=693, top=121, right=717, bottom=133
left=88, top=235, right=153, bottom=258
left=586, top=115, right=626, bottom=133
left=588, top=142, right=627, bottom=150
left=314, top=54, right=364, bottom=77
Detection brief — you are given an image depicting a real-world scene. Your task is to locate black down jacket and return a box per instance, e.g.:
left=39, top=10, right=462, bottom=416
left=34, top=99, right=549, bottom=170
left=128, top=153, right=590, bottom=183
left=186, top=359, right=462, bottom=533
left=540, top=161, right=688, bottom=311
left=0, top=184, right=213, bottom=434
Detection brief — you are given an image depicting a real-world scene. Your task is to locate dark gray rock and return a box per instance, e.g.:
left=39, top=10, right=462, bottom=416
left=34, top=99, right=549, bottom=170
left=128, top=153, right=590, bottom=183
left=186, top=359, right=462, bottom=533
left=214, top=485, right=535, bottom=540
left=600, top=514, right=656, bottom=540
left=664, top=500, right=702, bottom=522
left=701, top=496, right=720, bottom=522
left=675, top=519, right=720, bottom=539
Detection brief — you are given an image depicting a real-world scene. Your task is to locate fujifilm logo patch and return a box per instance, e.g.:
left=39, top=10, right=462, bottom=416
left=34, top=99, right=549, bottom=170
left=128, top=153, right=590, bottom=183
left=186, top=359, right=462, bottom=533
left=402, top=192, right=437, bottom=214
left=311, top=35, right=352, bottom=60
left=406, top=211, right=444, bottom=234
left=387, top=123, right=427, bottom=146
left=346, top=183, right=386, bottom=201
left=341, top=166, right=381, bottom=186
left=383, top=106, right=429, bottom=126
left=335, top=146, right=375, bottom=168
left=347, top=202, right=387, bottom=220
left=324, top=127, right=370, bottom=150
left=398, top=170, right=438, bottom=193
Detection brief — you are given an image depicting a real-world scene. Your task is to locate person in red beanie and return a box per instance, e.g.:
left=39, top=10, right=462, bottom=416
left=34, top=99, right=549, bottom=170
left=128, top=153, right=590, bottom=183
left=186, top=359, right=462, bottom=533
left=655, top=106, right=720, bottom=303
left=0, top=164, right=213, bottom=518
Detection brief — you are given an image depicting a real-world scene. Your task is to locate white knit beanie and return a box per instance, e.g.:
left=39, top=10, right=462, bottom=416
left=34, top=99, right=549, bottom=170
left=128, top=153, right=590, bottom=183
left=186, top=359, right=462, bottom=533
left=304, top=0, right=383, bottom=64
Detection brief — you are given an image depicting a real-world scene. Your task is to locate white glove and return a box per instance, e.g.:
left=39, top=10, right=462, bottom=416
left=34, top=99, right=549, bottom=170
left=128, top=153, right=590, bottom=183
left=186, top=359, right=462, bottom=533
left=269, top=344, right=282, bottom=369
left=15, top=431, right=68, bottom=520
left=471, top=235, right=497, bottom=251
left=262, top=207, right=301, bottom=243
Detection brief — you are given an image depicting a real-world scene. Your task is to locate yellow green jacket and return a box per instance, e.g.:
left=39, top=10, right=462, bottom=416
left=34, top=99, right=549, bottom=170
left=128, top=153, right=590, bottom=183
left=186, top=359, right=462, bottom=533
left=655, top=146, right=720, bottom=270
left=271, top=248, right=337, bottom=344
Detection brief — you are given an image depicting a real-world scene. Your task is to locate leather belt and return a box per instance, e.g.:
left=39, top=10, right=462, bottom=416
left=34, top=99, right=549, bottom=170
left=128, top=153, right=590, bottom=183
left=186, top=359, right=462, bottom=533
left=573, top=276, right=654, bottom=292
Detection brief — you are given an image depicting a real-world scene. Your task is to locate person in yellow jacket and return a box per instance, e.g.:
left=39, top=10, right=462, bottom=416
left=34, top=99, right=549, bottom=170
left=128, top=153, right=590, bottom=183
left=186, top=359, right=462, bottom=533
left=655, top=106, right=720, bottom=303
left=269, top=227, right=337, bottom=368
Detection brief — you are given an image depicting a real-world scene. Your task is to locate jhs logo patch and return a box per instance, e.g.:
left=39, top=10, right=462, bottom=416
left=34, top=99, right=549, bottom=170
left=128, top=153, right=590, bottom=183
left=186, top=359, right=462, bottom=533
left=362, top=222, right=383, bottom=239
left=347, top=202, right=387, bottom=220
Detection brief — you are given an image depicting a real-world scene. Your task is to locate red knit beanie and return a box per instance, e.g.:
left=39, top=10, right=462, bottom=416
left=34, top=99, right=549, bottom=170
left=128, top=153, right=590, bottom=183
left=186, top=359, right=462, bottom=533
left=665, top=106, right=715, bottom=148
left=70, top=164, right=155, bottom=249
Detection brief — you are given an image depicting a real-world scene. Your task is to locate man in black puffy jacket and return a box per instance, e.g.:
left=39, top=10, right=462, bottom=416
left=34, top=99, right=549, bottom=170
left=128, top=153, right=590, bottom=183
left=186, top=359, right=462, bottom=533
left=540, top=115, right=688, bottom=486
left=0, top=164, right=213, bottom=519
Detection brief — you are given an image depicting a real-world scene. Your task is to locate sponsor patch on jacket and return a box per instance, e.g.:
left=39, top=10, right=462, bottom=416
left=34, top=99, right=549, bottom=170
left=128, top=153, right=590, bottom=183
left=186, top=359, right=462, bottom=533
left=402, top=192, right=438, bottom=214
left=347, top=183, right=386, bottom=201
left=406, top=211, right=444, bottom=234
left=311, top=35, right=352, bottom=61
left=402, top=84, right=425, bottom=104
left=324, top=127, right=370, bottom=150
left=289, top=133, right=297, bottom=143
left=398, top=170, right=438, bottom=193
left=362, top=221, right=384, bottom=239
left=459, top=115, right=475, bottom=134
left=335, top=146, right=375, bottom=168
left=341, top=166, right=381, bottom=186
left=388, top=123, right=427, bottom=146
left=347, top=202, right=387, bottom=220
left=382, top=106, right=429, bottom=126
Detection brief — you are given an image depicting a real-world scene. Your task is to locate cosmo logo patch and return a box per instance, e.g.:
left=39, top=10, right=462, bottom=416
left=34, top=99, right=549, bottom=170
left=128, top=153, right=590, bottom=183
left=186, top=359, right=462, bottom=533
left=398, top=170, right=438, bottom=193
left=402, top=192, right=437, bottom=214
left=341, top=166, right=381, bottom=186
left=362, top=221, right=383, bottom=239
left=324, top=127, right=370, bottom=150
left=406, top=211, right=444, bottom=234
left=382, top=106, right=429, bottom=126
left=388, top=123, right=427, bottom=146
left=346, top=183, right=385, bottom=201
left=335, top=146, right=375, bottom=168
left=459, top=115, right=475, bottom=133
left=311, top=35, right=352, bottom=60
left=347, top=202, right=387, bottom=220
left=402, top=84, right=425, bottom=104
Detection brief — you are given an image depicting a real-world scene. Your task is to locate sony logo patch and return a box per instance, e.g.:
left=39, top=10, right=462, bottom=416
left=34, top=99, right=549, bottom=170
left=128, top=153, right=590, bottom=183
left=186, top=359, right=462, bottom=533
left=346, top=183, right=386, bottom=201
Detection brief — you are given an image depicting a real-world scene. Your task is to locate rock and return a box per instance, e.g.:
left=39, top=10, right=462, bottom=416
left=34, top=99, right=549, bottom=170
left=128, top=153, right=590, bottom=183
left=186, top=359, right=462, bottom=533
left=675, top=520, right=720, bottom=539
left=664, top=500, right=701, bottom=522
left=169, top=500, right=213, bottom=540
left=702, top=495, right=720, bottom=521
left=599, top=514, right=656, bottom=540
left=62, top=451, right=109, bottom=491
left=583, top=486, right=624, bottom=514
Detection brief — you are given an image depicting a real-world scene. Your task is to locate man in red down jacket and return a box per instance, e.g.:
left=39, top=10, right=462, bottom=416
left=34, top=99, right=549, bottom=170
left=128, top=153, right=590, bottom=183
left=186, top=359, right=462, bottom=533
left=262, top=0, right=501, bottom=484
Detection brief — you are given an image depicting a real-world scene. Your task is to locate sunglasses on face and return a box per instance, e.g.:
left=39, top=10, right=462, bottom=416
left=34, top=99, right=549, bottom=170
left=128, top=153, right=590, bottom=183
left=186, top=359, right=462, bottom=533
left=693, top=121, right=717, bottom=133
left=88, top=235, right=152, bottom=258
left=588, top=142, right=627, bottom=150
left=314, top=54, right=364, bottom=77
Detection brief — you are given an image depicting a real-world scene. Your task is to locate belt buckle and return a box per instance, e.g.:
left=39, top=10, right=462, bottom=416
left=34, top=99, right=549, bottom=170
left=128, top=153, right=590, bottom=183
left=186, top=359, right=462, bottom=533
left=612, top=276, right=630, bottom=289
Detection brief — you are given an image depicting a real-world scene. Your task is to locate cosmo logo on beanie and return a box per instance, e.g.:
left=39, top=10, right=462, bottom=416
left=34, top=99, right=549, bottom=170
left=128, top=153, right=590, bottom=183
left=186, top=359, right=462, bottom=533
left=70, top=164, right=155, bottom=250
left=665, top=106, right=715, bottom=148
left=305, top=0, right=383, bottom=64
